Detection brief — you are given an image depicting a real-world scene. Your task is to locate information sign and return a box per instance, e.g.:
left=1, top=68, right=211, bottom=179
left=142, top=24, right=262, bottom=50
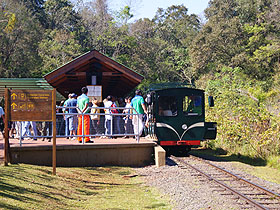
left=9, top=89, right=53, bottom=121
left=87, top=85, right=102, bottom=102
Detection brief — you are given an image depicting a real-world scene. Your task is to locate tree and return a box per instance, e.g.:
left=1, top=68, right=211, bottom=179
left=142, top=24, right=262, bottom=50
left=237, top=0, right=280, bottom=80
left=0, top=11, right=16, bottom=33
left=79, top=0, right=114, bottom=53
left=79, top=0, right=136, bottom=58
left=128, top=5, right=200, bottom=84
left=0, top=0, right=43, bottom=78
left=190, top=0, right=280, bottom=81
left=190, top=0, right=246, bottom=76
left=20, top=0, right=47, bottom=28
left=44, top=0, right=81, bottom=31
left=38, top=29, right=82, bottom=76
left=114, top=6, right=134, bottom=26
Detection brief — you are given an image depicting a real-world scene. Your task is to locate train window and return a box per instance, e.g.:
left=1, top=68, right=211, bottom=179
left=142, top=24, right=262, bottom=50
left=183, top=95, right=202, bottom=116
left=158, top=96, right=177, bottom=116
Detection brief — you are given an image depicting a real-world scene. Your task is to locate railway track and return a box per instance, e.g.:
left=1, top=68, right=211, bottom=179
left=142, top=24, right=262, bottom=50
left=170, top=155, right=280, bottom=210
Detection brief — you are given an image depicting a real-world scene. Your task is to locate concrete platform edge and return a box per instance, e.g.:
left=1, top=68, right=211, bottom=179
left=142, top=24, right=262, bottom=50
left=10, top=142, right=156, bottom=167
left=154, top=145, right=166, bottom=167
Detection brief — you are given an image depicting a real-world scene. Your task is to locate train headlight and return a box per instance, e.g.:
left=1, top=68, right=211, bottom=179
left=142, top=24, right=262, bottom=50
left=182, top=124, right=188, bottom=130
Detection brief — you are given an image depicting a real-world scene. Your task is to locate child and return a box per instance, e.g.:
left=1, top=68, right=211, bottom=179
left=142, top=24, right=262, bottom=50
left=90, top=98, right=100, bottom=138
left=123, top=97, right=133, bottom=137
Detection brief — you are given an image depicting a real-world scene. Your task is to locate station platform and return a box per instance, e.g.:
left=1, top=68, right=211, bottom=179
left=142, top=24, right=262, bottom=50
left=0, top=136, right=156, bottom=167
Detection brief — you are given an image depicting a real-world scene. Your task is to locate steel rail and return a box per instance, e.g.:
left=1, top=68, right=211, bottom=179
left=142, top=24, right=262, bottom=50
left=171, top=156, right=270, bottom=210
left=189, top=155, right=280, bottom=200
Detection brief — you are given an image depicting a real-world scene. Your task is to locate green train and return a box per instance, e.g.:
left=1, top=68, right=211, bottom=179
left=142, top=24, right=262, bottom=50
left=146, top=86, right=217, bottom=155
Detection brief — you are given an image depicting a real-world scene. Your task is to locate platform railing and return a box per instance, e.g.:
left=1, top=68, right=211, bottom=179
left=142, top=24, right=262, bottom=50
left=57, top=106, right=142, bottom=144
left=17, top=106, right=143, bottom=145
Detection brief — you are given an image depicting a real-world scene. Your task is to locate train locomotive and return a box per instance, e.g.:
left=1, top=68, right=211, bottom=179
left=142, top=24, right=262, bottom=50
left=145, top=86, right=217, bottom=155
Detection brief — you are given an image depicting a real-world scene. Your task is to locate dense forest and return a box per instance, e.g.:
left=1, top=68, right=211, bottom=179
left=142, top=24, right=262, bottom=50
left=1, top=0, right=280, bottom=165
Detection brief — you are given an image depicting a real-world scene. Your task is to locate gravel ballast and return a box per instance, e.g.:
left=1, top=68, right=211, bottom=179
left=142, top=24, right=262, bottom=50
left=135, top=157, right=280, bottom=210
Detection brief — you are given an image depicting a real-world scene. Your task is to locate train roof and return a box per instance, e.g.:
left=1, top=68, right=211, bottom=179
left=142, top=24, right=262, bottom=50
left=147, top=83, right=204, bottom=93
left=152, top=87, right=204, bottom=94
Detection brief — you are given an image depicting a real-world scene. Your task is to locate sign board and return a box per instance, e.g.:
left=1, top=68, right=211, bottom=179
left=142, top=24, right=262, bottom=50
left=9, top=89, right=53, bottom=121
left=87, top=85, right=102, bottom=103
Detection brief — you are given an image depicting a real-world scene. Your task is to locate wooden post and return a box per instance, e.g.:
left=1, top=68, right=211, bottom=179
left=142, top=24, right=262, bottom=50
left=4, top=88, right=9, bottom=166
left=52, top=89, right=57, bottom=175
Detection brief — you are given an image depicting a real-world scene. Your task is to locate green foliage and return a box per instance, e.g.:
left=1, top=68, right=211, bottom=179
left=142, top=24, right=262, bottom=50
left=0, top=0, right=43, bottom=78
left=126, top=5, right=200, bottom=84
left=38, top=29, right=83, bottom=76
left=19, top=0, right=47, bottom=27
left=3, top=11, right=16, bottom=33
left=114, top=6, right=134, bottom=25
left=239, top=20, right=280, bottom=79
left=191, top=0, right=280, bottom=81
left=204, top=67, right=280, bottom=159
left=191, top=0, right=280, bottom=164
left=0, top=1, right=200, bottom=83
left=190, top=0, right=246, bottom=75
left=44, top=0, right=80, bottom=31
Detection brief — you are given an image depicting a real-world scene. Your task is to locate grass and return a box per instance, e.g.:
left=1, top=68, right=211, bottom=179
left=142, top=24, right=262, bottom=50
left=190, top=148, right=280, bottom=184
left=0, top=164, right=172, bottom=210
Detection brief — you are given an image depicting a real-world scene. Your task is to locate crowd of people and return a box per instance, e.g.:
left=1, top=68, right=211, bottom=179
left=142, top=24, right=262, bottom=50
left=57, top=87, right=148, bottom=143
left=1, top=87, right=149, bottom=143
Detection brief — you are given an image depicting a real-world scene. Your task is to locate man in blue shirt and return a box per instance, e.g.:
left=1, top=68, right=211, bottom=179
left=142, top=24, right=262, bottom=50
left=63, top=94, right=72, bottom=138
left=65, top=93, right=78, bottom=140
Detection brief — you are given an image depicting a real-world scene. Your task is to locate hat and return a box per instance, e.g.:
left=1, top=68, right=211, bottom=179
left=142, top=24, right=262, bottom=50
left=71, top=93, right=77, bottom=98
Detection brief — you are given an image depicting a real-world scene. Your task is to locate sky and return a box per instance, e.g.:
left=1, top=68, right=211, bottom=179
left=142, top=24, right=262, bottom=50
left=108, top=0, right=210, bottom=21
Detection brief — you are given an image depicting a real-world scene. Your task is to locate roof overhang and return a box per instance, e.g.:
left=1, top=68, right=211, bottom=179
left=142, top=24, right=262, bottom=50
left=0, top=78, right=65, bottom=102
left=44, top=50, right=144, bottom=98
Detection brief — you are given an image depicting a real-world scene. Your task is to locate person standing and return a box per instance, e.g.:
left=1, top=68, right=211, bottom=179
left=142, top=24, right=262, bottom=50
left=66, top=93, right=78, bottom=140
left=118, top=97, right=126, bottom=134
left=0, top=106, right=5, bottom=137
left=56, top=100, right=65, bottom=135
left=130, top=90, right=147, bottom=137
left=90, top=98, right=100, bottom=138
left=111, top=96, right=121, bottom=136
left=42, top=121, right=52, bottom=142
left=77, top=87, right=92, bottom=143
left=20, top=121, right=38, bottom=140
left=123, top=97, right=133, bottom=137
left=104, top=96, right=113, bottom=137
left=63, top=94, right=72, bottom=138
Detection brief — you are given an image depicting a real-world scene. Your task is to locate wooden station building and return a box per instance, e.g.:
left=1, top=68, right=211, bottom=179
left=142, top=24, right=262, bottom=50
left=44, top=50, right=144, bottom=99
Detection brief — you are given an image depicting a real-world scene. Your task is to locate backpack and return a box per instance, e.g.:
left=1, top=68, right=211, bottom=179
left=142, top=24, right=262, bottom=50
left=110, top=103, right=119, bottom=114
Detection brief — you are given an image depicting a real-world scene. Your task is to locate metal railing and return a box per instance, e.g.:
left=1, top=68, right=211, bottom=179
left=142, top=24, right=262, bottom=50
left=16, top=106, right=144, bottom=145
